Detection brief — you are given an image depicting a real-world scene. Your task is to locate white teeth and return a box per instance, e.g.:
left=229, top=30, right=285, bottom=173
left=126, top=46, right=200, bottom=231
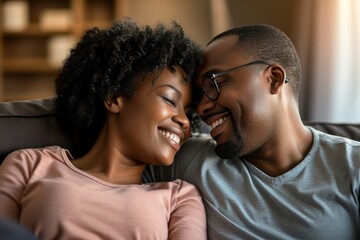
left=210, top=117, right=227, bottom=130
left=159, top=130, right=181, bottom=144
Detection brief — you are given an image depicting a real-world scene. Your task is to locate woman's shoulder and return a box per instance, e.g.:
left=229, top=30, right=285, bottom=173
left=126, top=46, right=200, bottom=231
left=147, top=179, right=196, bottom=189
left=0, top=146, right=71, bottom=186
left=7, top=146, right=68, bottom=160
left=169, top=179, right=198, bottom=189
left=146, top=179, right=201, bottom=201
left=2, top=146, right=71, bottom=171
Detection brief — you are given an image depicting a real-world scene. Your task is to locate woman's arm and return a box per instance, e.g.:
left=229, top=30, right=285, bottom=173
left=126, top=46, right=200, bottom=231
left=0, top=150, right=34, bottom=221
left=168, top=180, right=207, bottom=239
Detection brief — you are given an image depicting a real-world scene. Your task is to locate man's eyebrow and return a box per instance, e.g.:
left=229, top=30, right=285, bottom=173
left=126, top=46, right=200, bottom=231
left=158, top=84, right=182, bottom=96
left=202, top=68, right=222, bottom=78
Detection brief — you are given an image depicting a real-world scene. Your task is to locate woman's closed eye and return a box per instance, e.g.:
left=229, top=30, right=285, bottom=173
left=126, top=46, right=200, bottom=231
left=162, top=96, right=176, bottom=107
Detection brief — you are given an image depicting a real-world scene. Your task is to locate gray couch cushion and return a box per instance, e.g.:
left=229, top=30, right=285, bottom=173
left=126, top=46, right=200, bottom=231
left=0, top=98, right=360, bottom=163
left=0, top=98, right=84, bottom=162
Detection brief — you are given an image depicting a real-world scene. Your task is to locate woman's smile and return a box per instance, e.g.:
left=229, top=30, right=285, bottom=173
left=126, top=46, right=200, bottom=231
left=159, top=128, right=182, bottom=151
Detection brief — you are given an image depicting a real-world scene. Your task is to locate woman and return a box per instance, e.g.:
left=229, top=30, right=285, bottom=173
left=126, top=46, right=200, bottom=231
left=0, top=19, right=206, bottom=239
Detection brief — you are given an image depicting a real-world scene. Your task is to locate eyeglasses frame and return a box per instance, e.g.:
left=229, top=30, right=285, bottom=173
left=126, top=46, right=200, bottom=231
left=202, top=60, right=290, bottom=101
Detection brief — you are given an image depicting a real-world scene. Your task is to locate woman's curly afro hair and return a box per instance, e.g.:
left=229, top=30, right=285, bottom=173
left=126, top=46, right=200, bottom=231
left=55, top=18, right=202, bottom=146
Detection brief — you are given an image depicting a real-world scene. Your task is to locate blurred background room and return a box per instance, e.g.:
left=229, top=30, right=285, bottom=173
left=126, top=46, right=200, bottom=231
left=0, top=0, right=359, bottom=122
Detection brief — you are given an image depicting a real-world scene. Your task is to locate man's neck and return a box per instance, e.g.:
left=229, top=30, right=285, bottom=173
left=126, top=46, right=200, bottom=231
left=245, top=124, right=313, bottom=177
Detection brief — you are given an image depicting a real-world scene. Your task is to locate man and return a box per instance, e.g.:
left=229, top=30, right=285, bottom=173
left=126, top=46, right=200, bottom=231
left=146, top=25, right=360, bottom=239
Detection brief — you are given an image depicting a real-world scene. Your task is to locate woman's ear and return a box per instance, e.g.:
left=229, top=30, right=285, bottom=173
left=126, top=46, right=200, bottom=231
left=268, top=64, right=287, bottom=94
left=104, top=97, right=124, bottom=113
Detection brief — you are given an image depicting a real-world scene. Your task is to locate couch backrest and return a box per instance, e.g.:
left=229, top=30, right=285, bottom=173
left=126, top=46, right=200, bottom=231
left=1, top=98, right=360, bottom=163
left=0, top=98, right=85, bottom=162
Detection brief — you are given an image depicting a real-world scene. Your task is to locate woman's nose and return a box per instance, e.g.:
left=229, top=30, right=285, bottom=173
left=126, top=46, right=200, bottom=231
left=172, top=109, right=190, bottom=131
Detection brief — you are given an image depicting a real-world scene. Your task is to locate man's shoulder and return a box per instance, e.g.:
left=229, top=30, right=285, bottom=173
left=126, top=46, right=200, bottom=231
left=312, top=127, right=360, bottom=147
left=310, top=127, right=360, bottom=168
left=177, top=134, right=216, bottom=159
left=142, top=134, right=220, bottom=183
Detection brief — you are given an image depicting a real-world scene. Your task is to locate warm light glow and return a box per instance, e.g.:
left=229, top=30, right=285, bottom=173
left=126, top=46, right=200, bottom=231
left=298, top=0, right=360, bottom=122
left=209, top=0, right=234, bottom=36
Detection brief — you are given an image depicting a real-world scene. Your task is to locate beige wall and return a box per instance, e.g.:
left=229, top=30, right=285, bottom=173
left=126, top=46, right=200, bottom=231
left=123, top=0, right=296, bottom=47
left=125, top=0, right=212, bottom=47
left=227, top=0, right=297, bottom=39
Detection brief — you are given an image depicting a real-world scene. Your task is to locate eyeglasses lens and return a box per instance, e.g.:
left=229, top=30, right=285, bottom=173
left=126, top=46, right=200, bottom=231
left=202, top=77, right=218, bottom=100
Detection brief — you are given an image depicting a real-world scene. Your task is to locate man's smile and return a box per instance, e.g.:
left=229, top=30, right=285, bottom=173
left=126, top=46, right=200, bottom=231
left=210, top=116, right=228, bottom=130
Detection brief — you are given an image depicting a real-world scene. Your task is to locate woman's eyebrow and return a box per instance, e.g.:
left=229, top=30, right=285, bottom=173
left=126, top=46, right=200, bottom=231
left=158, top=84, right=182, bottom=96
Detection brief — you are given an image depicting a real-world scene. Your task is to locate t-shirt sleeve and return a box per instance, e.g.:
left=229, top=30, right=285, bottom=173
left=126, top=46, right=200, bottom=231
left=168, top=180, right=207, bottom=239
left=0, top=150, right=36, bottom=220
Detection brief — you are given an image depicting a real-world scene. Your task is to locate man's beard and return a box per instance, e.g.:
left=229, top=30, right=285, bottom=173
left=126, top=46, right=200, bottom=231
left=215, top=127, right=243, bottom=159
left=215, top=141, right=239, bottom=159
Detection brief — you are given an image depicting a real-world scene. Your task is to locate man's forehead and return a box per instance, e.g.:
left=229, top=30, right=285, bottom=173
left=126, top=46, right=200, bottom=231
left=200, top=35, right=248, bottom=73
left=204, top=35, right=239, bottom=61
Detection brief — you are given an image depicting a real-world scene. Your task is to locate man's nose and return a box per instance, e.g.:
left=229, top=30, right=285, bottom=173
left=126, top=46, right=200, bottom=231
left=196, top=93, right=216, bottom=117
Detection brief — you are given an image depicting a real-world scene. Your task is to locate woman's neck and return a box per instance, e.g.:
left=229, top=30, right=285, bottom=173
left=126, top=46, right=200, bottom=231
left=72, top=125, right=146, bottom=185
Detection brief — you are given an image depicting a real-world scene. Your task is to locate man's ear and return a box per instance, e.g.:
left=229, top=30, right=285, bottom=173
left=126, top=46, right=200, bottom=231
left=268, top=64, right=287, bottom=94
left=104, top=97, right=124, bottom=113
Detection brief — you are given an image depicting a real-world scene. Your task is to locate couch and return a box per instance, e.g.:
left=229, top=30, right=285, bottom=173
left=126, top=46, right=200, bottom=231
left=1, top=97, right=360, bottom=164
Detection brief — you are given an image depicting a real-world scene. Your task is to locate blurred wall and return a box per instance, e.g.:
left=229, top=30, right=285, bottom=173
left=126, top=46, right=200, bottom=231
left=227, top=0, right=297, bottom=39
left=126, top=0, right=212, bottom=47
left=125, top=0, right=297, bottom=47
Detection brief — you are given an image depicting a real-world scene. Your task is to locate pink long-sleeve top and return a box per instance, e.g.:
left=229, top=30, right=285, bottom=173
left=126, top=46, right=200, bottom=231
left=0, top=146, right=206, bottom=240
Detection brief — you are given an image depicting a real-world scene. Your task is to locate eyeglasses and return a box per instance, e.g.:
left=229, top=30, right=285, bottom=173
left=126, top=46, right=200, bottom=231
left=201, top=60, right=290, bottom=101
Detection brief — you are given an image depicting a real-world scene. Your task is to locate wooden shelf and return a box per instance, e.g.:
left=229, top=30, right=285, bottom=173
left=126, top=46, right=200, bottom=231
left=0, top=0, right=127, bottom=101
left=2, top=59, right=61, bottom=73
left=3, top=24, right=72, bottom=37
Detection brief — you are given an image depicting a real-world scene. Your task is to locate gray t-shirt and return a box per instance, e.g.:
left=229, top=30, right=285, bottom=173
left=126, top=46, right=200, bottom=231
left=145, top=127, right=360, bottom=239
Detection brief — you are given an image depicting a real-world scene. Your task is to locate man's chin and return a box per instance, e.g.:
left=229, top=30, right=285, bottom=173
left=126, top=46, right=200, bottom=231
left=215, top=142, right=239, bottom=159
